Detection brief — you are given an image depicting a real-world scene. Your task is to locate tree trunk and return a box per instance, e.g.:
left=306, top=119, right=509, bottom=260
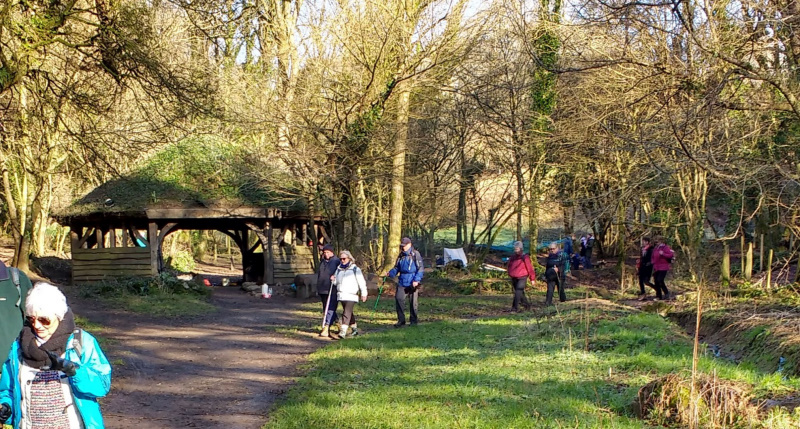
left=721, top=241, right=730, bottom=287
left=384, top=86, right=409, bottom=271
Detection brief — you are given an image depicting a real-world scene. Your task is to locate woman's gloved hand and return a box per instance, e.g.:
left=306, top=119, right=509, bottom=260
left=47, top=351, right=79, bottom=376
left=0, top=403, right=12, bottom=422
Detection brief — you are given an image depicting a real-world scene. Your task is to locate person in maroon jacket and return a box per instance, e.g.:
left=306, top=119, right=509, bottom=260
left=507, top=241, right=536, bottom=311
left=651, top=235, right=675, bottom=300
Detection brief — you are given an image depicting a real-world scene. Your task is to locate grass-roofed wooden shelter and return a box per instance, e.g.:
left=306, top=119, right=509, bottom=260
left=54, top=139, right=329, bottom=285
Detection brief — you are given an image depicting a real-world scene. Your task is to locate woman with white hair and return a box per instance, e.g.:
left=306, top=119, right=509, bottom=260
left=331, top=250, right=368, bottom=339
left=0, top=282, right=111, bottom=429
left=506, top=241, right=535, bottom=311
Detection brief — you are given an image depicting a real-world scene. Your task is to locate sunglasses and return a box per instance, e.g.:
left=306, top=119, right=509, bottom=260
left=26, top=316, right=54, bottom=327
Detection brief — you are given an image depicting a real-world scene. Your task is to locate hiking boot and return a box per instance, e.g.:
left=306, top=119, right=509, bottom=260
left=320, top=326, right=330, bottom=337
left=393, top=322, right=406, bottom=328
left=350, top=325, right=359, bottom=336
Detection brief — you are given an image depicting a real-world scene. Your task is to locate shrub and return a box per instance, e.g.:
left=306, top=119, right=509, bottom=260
left=166, top=249, right=196, bottom=272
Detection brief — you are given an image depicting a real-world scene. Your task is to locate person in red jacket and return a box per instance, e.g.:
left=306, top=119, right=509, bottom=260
left=650, top=235, right=675, bottom=300
left=507, top=241, right=536, bottom=311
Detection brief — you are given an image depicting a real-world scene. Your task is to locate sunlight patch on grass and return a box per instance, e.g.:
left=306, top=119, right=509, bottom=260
left=265, top=300, right=800, bottom=429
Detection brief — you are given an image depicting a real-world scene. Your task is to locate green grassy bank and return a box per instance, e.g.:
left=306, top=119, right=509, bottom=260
left=265, top=299, right=800, bottom=429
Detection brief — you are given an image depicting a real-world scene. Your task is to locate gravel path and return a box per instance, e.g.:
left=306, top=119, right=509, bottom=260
left=67, top=286, right=326, bottom=429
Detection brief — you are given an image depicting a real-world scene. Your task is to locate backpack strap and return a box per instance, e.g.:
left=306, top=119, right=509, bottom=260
left=72, top=329, right=83, bottom=358
left=10, top=267, right=25, bottom=321
left=10, top=267, right=21, bottom=307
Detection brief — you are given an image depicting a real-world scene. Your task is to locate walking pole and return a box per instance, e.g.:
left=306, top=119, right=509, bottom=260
left=322, top=280, right=335, bottom=328
left=373, top=277, right=386, bottom=314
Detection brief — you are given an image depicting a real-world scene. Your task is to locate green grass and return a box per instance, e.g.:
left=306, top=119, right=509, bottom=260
left=264, top=300, right=800, bottom=429
left=102, top=292, right=215, bottom=317
left=77, top=274, right=216, bottom=318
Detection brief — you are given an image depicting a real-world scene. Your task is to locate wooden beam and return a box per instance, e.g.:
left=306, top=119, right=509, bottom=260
left=109, top=228, right=117, bottom=247
left=76, top=228, right=94, bottom=249
left=146, top=208, right=274, bottom=220
left=148, top=222, right=158, bottom=275
left=128, top=227, right=148, bottom=247
left=96, top=229, right=104, bottom=249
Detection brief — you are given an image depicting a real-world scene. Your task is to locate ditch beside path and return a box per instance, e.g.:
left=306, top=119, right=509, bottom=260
left=66, top=286, right=326, bottom=429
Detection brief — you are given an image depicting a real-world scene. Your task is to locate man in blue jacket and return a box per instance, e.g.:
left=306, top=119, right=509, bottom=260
left=387, top=237, right=424, bottom=327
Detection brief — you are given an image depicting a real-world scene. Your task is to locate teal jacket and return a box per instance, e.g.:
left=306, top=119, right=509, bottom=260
left=0, top=330, right=111, bottom=428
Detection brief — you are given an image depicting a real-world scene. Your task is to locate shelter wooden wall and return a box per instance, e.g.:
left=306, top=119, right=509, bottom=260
left=70, top=225, right=154, bottom=282
left=274, top=244, right=314, bottom=284
left=72, top=247, right=152, bottom=282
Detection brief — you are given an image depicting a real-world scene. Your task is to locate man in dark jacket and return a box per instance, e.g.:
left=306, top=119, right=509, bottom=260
left=544, top=242, right=567, bottom=305
left=584, top=233, right=595, bottom=268
left=0, top=261, right=33, bottom=369
left=637, top=237, right=655, bottom=299
left=317, top=244, right=340, bottom=337
left=387, top=237, right=424, bottom=327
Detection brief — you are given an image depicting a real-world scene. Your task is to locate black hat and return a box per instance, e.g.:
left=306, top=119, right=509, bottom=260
left=322, top=244, right=334, bottom=252
left=400, top=237, right=412, bottom=246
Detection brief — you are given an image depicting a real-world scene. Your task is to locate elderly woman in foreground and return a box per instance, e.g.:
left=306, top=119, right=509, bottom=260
left=0, top=282, right=111, bottom=429
left=332, top=250, right=368, bottom=339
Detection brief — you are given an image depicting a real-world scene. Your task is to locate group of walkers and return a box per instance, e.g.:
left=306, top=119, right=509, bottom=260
left=505, top=233, right=676, bottom=311
left=316, top=237, right=424, bottom=339
left=506, top=240, right=570, bottom=310
left=0, top=261, right=111, bottom=429
left=637, top=236, right=675, bottom=301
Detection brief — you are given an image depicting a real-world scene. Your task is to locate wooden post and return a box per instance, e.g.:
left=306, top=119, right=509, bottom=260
left=95, top=228, right=103, bottom=249
left=766, top=249, right=773, bottom=290
left=740, top=235, right=745, bottom=277
left=721, top=241, right=730, bottom=287
left=759, top=234, right=764, bottom=272
left=109, top=228, right=117, bottom=248
left=69, top=228, right=80, bottom=284
left=745, top=242, right=753, bottom=281
left=267, top=222, right=274, bottom=284
left=241, top=229, right=249, bottom=282
left=148, top=222, right=158, bottom=275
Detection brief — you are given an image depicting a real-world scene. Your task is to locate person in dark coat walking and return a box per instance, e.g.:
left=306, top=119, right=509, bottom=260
left=506, top=241, right=535, bottom=312
left=386, top=237, right=424, bottom=327
left=316, top=244, right=340, bottom=337
left=651, top=235, right=675, bottom=300
left=637, top=237, right=656, bottom=299
left=544, top=242, right=567, bottom=305
left=584, top=233, right=595, bottom=268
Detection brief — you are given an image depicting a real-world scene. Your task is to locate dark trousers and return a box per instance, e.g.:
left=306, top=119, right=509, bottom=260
left=545, top=276, right=566, bottom=305
left=638, top=267, right=654, bottom=294
left=340, top=301, right=357, bottom=326
left=511, top=277, right=529, bottom=310
left=584, top=248, right=593, bottom=268
left=395, top=286, right=418, bottom=324
left=653, top=270, right=669, bottom=299
left=320, top=293, right=339, bottom=327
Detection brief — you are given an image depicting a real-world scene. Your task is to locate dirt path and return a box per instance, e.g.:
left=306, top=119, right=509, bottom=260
left=66, top=286, right=326, bottom=429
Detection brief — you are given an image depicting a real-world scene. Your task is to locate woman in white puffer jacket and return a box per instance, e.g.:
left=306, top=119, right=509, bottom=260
left=331, top=250, right=368, bottom=339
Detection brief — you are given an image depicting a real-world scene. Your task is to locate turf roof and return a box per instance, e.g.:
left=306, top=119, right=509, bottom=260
left=56, top=138, right=306, bottom=223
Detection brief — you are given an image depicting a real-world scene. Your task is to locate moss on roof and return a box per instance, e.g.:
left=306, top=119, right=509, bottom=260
left=57, top=137, right=306, bottom=222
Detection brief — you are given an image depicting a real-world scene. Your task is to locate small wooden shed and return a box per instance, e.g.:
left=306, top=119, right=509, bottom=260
left=54, top=140, right=329, bottom=285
